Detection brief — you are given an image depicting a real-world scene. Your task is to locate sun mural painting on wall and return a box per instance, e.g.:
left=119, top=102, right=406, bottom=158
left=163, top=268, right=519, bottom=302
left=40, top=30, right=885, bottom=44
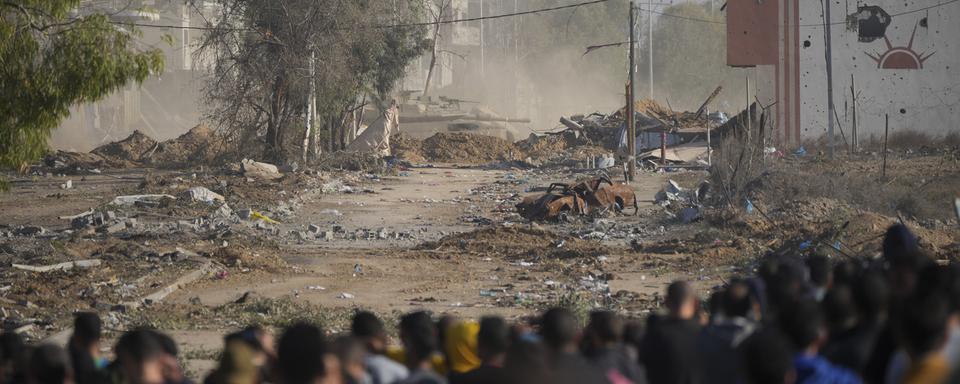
left=865, top=21, right=935, bottom=69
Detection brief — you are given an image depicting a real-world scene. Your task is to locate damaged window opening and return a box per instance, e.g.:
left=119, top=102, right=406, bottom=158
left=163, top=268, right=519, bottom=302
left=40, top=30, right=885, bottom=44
left=847, top=5, right=891, bottom=42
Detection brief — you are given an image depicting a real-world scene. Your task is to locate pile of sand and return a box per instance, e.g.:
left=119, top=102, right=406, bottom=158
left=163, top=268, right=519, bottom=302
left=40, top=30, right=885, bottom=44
left=143, top=124, right=218, bottom=168
left=91, top=130, right=157, bottom=166
left=421, top=133, right=522, bottom=164
left=390, top=133, right=426, bottom=163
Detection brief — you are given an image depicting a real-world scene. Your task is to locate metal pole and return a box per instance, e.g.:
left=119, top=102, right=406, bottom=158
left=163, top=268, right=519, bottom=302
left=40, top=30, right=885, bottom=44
left=479, top=0, right=485, bottom=77
left=824, top=0, right=836, bottom=159
left=850, top=74, right=857, bottom=153
left=648, top=0, right=654, bottom=100
left=882, top=114, right=889, bottom=180
left=707, top=118, right=712, bottom=166
left=627, top=2, right=637, bottom=181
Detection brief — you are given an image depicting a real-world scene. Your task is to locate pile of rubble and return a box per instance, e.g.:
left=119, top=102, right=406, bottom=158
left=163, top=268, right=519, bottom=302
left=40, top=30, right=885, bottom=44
left=42, top=124, right=219, bottom=173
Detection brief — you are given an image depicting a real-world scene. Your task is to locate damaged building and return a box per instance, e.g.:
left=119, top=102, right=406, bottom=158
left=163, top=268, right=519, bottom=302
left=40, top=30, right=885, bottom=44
left=726, top=0, right=959, bottom=148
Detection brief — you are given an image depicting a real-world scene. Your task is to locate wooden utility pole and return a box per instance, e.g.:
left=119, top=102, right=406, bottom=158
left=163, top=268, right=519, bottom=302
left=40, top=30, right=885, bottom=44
left=882, top=114, right=889, bottom=180
left=824, top=0, right=836, bottom=159
left=627, top=1, right=637, bottom=181
left=850, top=74, right=858, bottom=153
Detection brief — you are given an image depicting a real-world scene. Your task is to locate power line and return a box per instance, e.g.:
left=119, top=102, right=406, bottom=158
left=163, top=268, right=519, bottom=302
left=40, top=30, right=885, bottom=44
left=108, top=0, right=610, bottom=31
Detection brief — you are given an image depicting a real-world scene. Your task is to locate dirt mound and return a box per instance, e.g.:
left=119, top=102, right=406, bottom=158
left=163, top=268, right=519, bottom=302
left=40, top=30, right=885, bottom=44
left=91, top=130, right=157, bottom=166
left=421, top=133, right=522, bottom=164
left=43, top=150, right=108, bottom=173
left=390, top=133, right=426, bottom=163
left=145, top=124, right=218, bottom=168
left=418, top=226, right=611, bottom=261
left=517, top=134, right=570, bottom=160
left=317, top=151, right=385, bottom=172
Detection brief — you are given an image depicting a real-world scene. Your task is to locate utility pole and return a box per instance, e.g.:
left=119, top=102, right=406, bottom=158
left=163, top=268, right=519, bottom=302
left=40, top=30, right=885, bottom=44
left=648, top=0, right=654, bottom=99
left=824, top=0, right=836, bottom=159
left=850, top=74, right=858, bottom=153
left=479, top=0, right=484, bottom=77
left=627, top=1, right=637, bottom=181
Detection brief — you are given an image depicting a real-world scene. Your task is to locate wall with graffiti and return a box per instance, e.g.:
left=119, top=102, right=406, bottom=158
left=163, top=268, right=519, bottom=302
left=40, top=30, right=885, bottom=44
left=797, top=0, right=959, bottom=141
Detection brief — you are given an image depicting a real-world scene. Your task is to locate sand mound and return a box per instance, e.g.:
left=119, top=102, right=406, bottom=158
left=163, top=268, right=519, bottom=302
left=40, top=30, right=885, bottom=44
left=418, top=226, right=610, bottom=261
left=390, top=133, right=426, bottom=163
left=144, top=124, right=218, bottom=168
left=421, top=133, right=521, bottom=164
left=91, top=130, right=157, bottom=166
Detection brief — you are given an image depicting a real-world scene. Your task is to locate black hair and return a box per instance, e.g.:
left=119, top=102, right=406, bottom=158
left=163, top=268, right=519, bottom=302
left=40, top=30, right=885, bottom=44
left=883, top=224, right=919, bottom=264
left=28, top=344, right=72, bottom=384
left=503, top=340, right=550, bottom=384
left=539, top=308, right=578, bottom=351
left=478, top=316, right=510, bottom=357
left=665, top=280, right=693, bottom=312
left=899, top=292, right=949, bottom=357
left=723, top=279, right=754, bottom=319
left=777, top=299, right=823, bottom=351
left=72, top=312, right=101, bottom=346
left=114, top=329, right=164, bottom=366
left=277, top=322, right=328, bottom=384
left=851, top=269, right=889, bottom=322
left=807, top=254, right=831, bottom=287
left=738, top=329, right=793, bottom=384
left=586, top=310, right=623, bottom=344
left=399, top=311, right=437, bottom=362
left=822, top=285, right=857, bottom=334
left=351, top=311, right=385, bottom=338
left=144, top=329, right=178, bottom=357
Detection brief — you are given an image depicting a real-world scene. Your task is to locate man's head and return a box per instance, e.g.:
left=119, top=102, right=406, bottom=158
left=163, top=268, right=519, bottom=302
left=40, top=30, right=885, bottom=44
left=539, top=308, right=579, bottom=353
left=722, top=279, right=756, bottom=320
left=852, top=269, right=889, bottom=324
left=585, top=310, right=623, bottom=348
left=27, top=344, right=72, bottom=384
left=114, top=329, right=166, bottom=384
left=351, top=311, right=388, bottom=354
left=900, top=292, right=950, bottom=358
left=665, top=280, right=697, bottom=320
left=332, top=336, right=368, bottom=384
left=71, top=313, right=101, bottom=352
left=807, top=254, right=832, bottom=289
left=398, top=311, right=437, bottom=369
left=776, top=299, right=825, bottom=353
left=477, top=316, right=510, bottom=363
left=822, top=285, right=857, bottom=334
left=277, top=323, right=328, bottom=384
left=738, top=329, right=794, bottom=384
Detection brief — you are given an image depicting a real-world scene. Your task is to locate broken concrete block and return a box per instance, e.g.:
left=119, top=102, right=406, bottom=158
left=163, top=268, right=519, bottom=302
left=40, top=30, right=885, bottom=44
left=104, top=222, right=127, bottom=234
left=237, top=208, right=252, bottom=220
left=15, top=226, right=46, bottom=236
left=61, top=179, right=72, bottom=189
left=71, top=216, right=91, bottom=229
left=177, top=220, right=198, bottom=231
left=180, top=186, right=225, bottom=204
left=308, top=224, right=321, bottom=233
left=679, top=207, right=701, bottom=223
left=318, top=231, right=334, bottom=240
left=241, top=159, right=282, bottom=180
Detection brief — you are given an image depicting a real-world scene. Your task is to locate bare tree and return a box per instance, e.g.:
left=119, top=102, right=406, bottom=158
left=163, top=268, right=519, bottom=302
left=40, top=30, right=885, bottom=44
left=422, top=0, right=452, bottom=97
left=198, top=0, right=429, bottom=163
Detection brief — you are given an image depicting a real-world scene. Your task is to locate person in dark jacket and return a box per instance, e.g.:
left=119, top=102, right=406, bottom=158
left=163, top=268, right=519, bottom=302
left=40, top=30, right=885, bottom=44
left=583, top=310, right=645, bottom=384
left=697, top=279, right=758, bottom=384
left=642, top=280, right=702, bottom=384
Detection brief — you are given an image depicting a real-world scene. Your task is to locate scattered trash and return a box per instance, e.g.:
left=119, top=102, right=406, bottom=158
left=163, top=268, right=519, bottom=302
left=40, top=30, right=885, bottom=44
left=745, top=199, right=755, bottom=215
left=337, top=292, right=355, bottom=299
left=61, top=179, right=72, bottom=189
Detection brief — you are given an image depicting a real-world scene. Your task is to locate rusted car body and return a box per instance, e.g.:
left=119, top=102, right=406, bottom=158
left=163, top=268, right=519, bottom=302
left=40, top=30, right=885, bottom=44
left=516, top=187, right=586, bottom=221
left=516, top=176, right=637, bottom=221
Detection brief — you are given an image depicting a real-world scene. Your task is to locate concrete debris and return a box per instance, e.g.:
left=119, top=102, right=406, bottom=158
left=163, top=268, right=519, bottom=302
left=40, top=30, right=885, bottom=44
left=60, top=179, right=72, bottom=189
left=337, top=292, right=355, bottom=299
left=679, top=207, right=702, bottom=223
left=241, top=159, right=283, bottom=180
left=180, top=186, right=225, bottom=203
left=13, top=259, right=102, bottom=273
left=111, top=194, right=176, bottom=207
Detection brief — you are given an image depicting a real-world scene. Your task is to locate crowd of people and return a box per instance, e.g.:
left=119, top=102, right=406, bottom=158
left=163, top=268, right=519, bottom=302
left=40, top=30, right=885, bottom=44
left=3, top=224, right=960, bottom=384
